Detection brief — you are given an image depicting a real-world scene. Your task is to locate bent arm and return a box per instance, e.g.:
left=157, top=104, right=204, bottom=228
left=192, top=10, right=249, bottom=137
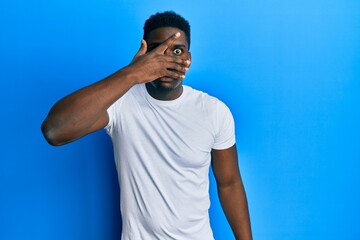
left=41, top=33, right=190, bottom=146
left=211, top=145, right=252, bottom=240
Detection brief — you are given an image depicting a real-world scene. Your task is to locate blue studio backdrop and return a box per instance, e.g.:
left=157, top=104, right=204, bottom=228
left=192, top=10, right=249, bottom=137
left=1, top=1, right=359, bottom=239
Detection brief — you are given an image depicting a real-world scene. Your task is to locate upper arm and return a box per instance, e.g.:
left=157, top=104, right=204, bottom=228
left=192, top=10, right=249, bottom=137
left=87, top=111, right=110, bottom=133
left=211, top=144, right=242, bottom=188
left=54, top=111, right=109, bottom=146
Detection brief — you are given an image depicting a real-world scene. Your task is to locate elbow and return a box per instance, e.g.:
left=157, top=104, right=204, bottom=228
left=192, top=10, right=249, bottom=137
left=217, top=177, right=242, bottom=191
left=41, top=120, right=66, bottom=146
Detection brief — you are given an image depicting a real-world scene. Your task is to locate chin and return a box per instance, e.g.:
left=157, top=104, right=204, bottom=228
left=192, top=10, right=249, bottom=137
left=151, top=78, right=182, bottom=91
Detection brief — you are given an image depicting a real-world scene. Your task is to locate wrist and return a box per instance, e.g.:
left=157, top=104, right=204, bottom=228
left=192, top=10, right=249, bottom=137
left=116, top=65, right=141, bottom=86
left=122, top=64, right=148, bottom=85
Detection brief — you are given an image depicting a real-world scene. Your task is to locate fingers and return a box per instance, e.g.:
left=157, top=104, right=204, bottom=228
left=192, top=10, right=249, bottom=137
left=160, top=55, right=191, bottom=75
left=156, top=32, right=181, bottom=53
left=165, top=63, right=189, bottom=74
left=139, top=39, right=147, bottom=55
left=129, top=34, right=191, bottom=83
left=163, top=69, right=186, bottom=80
left=132, top=39, right=147, bottom=62
left=161, top=55, right=191, bottom=66
left=164, top=59, right=190, bottom=78
left=155, top=57, right=189, bottom=75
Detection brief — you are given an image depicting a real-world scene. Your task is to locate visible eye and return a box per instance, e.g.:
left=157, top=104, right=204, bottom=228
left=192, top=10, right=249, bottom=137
left=173, top=48, right=182, bottom=55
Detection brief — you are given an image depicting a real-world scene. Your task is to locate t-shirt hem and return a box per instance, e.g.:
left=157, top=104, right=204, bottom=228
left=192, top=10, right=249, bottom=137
left=212, top=139, right=236, bottom=150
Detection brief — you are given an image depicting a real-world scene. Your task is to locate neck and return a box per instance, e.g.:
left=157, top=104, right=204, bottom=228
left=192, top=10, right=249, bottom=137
left=145, top=83, right=183, bottom=101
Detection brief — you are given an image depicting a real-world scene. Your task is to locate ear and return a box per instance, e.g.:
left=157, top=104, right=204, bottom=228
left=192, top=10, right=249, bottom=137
left=188, top=51, right=192, bottom=65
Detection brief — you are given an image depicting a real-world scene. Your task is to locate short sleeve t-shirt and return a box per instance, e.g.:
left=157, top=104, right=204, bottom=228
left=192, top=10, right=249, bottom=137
left=105, top=83, right=235, bottom=240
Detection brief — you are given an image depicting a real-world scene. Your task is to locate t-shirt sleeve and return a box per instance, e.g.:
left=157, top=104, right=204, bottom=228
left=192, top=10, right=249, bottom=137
left=104, top=97, right=122, bottom=135
left=212, top=101, right=236, bottom=150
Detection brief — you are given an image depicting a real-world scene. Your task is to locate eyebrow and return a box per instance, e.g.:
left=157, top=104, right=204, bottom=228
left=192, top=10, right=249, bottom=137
left=148, top=42, right=187, bottom=50
left=172, top=44, right=187, bottom=49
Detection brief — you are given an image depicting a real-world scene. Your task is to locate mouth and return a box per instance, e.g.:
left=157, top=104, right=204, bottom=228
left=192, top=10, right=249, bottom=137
left=158, top=76, right=177, bottom=82
left=158, top=68, right=184, bottom=82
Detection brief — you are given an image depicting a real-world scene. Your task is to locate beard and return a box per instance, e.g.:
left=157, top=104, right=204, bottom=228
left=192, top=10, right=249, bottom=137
left=149, top=77, right=183, bottom=91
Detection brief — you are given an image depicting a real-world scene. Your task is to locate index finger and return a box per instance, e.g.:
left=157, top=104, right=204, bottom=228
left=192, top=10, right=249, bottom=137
left=155, top=32, right=181, bottom=53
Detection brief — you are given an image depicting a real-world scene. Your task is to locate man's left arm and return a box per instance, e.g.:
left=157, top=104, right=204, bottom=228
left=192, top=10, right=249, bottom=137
left=211, top=144, right=252, bottom=240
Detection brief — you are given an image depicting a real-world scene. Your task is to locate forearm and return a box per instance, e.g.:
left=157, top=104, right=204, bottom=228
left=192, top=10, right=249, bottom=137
left=218, top=180, right=252, bottom=240
left=42, top=33, right=189, bottom=146
left=41, top=66, right=136, bottom=145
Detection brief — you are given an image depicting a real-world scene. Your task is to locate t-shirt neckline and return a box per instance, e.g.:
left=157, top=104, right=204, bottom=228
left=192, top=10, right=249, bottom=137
left=141, top=83, right=187, bottom=106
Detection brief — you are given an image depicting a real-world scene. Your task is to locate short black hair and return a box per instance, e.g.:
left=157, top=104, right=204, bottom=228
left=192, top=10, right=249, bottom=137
left=143, top=11, right=191, bottom=49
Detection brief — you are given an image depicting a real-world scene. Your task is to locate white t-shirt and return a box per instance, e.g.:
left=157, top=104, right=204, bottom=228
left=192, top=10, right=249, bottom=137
left=105, top=83, right=235, bottom=240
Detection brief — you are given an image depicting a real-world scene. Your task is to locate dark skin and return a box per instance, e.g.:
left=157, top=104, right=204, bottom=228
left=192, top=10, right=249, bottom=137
left=41, top=27, right=252, bottom=239
left=41, top=28, right=190, bottom=145
left=212, top=145, right=252, bottom=240
left=143, top=27, right=192, bottom=100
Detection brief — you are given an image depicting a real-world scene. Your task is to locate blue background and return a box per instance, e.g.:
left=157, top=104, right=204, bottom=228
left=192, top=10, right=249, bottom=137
left=1, top=0, right=359, bottom=239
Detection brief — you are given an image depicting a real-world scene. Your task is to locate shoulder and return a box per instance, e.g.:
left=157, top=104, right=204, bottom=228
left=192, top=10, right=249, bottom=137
left=183, top=85, right=231, bottom=113
left=183, top=85, right=219, bottom=104
left=112, top=84, right=143, bottom=104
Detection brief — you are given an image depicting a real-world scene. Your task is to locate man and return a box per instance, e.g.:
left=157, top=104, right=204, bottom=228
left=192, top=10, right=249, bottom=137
left=41, top=11, right=252, bottom=240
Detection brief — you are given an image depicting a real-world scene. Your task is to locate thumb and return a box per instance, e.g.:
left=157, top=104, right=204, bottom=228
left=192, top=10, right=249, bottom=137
left=132, top=40, right=147, bottom=62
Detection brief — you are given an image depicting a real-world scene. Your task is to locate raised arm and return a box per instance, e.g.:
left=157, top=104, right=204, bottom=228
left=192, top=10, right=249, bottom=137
left=41, top=32, right=190, bottom=146
left=211, top=144, right=252, bottom=240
